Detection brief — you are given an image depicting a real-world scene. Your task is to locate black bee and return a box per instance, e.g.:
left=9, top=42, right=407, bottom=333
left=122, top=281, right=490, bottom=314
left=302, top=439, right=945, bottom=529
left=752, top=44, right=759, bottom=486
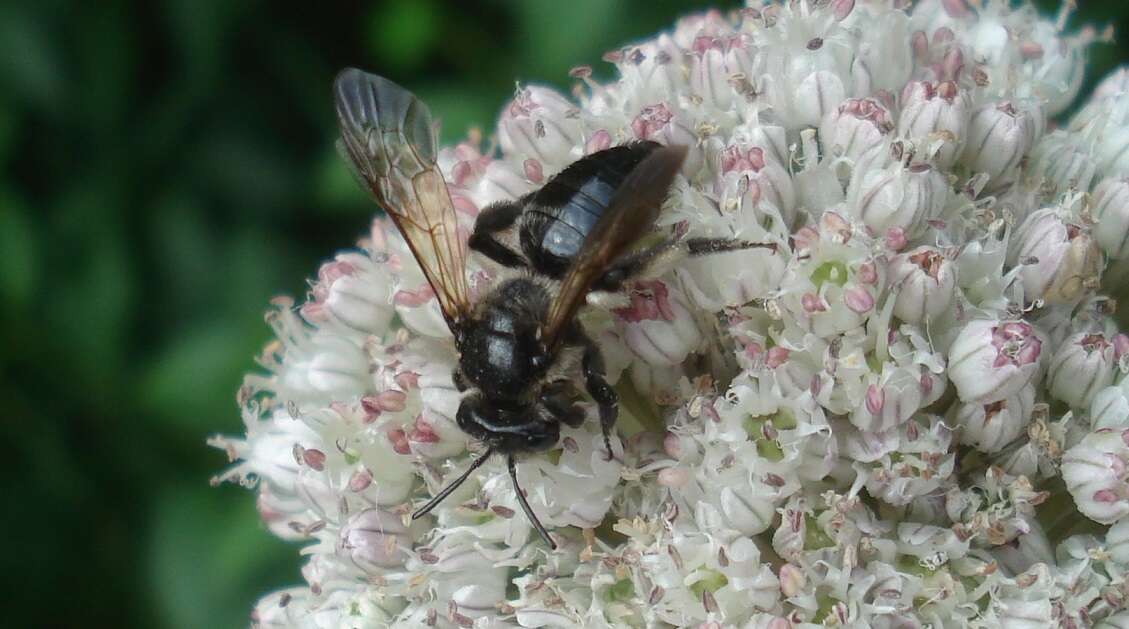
left=334, top=68, right=772, bottom=549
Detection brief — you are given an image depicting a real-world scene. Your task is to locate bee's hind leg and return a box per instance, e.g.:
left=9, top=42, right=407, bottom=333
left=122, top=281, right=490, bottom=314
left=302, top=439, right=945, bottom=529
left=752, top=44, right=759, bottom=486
left=592, top=236, right=776, bottom=292
left=567, top=326, right=618, bottom=460
left=468, top=200, right=527, bottom=269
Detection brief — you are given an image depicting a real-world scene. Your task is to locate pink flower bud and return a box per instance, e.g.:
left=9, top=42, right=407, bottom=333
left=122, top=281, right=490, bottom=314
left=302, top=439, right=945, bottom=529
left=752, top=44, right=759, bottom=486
left=301, top=448, right=326, bottom=471
left=850, top=370, right=927, bottom=433
left=584, top=129, right=612, bottom=155
left=386, top=428, right=410, bottom=455
left=374, top=390, right=408, bottom=413
left=1063, top=428, right=1129, bottom=524
left=347, top=468, right=373, bottom=492
left=1092, top=177, right=1129, bottom=259
left=843, top=287, right=875, bottom=314
left=948, top=319, right=1042, bottom=404
left=847, top=162, right=949, bottom=237
left=1048, top=333, right=1119, bottom=409
left=522, top=158, right=544, bottom=184
left=1009, top=208, right=1101, bottom=305
left=832, top=0, right=855, bottom=21
left=888, top=246, right=957, bottom=324
left=897, top=81, right=971, bottom=168
left=951, top=384, right=1034, bottom=453
left=765, top=347, right=790, bottom=369
left=498, top=86, right=582, bottom=168
left=884, top=227, right=907, bottom=251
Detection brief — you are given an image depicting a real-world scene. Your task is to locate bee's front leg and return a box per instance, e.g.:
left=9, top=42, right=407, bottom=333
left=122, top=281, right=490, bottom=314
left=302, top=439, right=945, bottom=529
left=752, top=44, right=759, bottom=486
left=539, top=380, right=585, bottom=428
left=452, top=368, right=468, bottom=392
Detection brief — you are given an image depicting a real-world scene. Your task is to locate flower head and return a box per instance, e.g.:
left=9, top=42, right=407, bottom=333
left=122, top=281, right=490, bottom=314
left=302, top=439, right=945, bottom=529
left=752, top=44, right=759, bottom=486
left=215, top=1, right=1129, bottom=626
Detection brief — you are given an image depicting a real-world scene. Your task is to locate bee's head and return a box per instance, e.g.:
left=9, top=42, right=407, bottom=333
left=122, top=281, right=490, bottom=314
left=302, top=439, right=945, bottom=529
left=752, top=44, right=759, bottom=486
left=456, top=394, right=560, bottom=453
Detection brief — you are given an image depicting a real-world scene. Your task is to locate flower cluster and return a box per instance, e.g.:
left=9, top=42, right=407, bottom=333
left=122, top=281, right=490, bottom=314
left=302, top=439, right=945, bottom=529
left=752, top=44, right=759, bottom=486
left=213, top=1, right=1129, bottom=626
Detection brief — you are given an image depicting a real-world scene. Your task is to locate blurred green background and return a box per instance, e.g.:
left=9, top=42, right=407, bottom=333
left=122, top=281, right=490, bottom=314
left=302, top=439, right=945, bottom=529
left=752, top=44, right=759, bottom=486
left=1, top=1, right=1127, bottom=627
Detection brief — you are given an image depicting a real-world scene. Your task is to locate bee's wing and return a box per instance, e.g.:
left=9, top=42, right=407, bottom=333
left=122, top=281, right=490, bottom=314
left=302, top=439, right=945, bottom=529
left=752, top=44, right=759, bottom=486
left=542, top=144, right=687, bottom=349
left=334, top=68, right=471, bottom=328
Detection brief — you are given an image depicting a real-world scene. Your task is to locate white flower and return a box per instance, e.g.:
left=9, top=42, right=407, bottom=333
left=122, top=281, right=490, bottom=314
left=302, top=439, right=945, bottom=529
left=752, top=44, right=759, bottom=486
left=1063, top=428, right=1129, bottom=524
left=948, top=319, right=1042, bottom=404
left=215, top=2, right=1129, bottom=626
left=887, top=246, right=957, bottom=325
left=951, top=383, right=1035, bottom=453
left=962, top=100, right=1039, bottom=186
left=714, top=142, right=797, bottom=227
left=498, top=86, right=583, bottom=169
left=845, top=160, right=949, bottom=237
left=615, top=280, right=704, bottom=367
left=819, top=96, right=894, bottom=181
left=1099, top=611, right=1129, bottom=629
left=1008, top=206, right=1102, bottom=305
left=896, top=80, right=971, bottom=168
left=1092, top=372, right=1129, bottom=430
left=1047, top=332, right=1120, bottom=410
left=1092, top=177, right=1129, bottom=260
left=1030, top=129, right=1098, bottom=196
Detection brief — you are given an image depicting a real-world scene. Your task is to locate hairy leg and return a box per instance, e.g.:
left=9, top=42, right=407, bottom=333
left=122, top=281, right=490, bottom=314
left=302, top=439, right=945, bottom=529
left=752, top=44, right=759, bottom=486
left=593, top=236, right=777, bottom=292
left=539, top=380, right=586, bottom=428
left=566, top=326, right=618, bottom=459
left=467, top=200, right=526, bottom=268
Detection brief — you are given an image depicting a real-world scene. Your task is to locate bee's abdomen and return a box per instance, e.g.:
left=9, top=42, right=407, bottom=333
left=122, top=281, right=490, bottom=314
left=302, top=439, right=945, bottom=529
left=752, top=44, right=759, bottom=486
left=520, top=142, right=660, bottom=278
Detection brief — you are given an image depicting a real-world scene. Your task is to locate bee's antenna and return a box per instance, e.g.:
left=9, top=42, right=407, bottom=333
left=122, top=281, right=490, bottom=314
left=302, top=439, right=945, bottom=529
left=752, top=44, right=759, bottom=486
left=508, top=455, right=557, bottom=550
left=412, top=448, right=495, bottom=519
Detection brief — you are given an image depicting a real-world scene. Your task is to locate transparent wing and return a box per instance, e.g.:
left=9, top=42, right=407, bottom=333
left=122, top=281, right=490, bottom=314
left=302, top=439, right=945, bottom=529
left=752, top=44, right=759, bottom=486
left=542, top=144, right=687, bottom=349
left=334, top=68, right=471, bottom=328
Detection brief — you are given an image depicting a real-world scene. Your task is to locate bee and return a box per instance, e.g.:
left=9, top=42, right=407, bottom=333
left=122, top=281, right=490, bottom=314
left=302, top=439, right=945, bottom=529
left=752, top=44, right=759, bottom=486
left=334, top=68, right=773, bottom=549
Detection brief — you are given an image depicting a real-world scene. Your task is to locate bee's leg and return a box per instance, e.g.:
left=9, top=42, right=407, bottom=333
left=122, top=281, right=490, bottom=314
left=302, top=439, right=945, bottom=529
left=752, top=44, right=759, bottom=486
left=468, top=200, right=527, bottom=268
left=539, top=380, right=585, bottom=428
left=452, top=368, right=468, bottom=392
left=593, top=236, right=776, bottom=292
left=570, top=329, right=618, bottom=459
